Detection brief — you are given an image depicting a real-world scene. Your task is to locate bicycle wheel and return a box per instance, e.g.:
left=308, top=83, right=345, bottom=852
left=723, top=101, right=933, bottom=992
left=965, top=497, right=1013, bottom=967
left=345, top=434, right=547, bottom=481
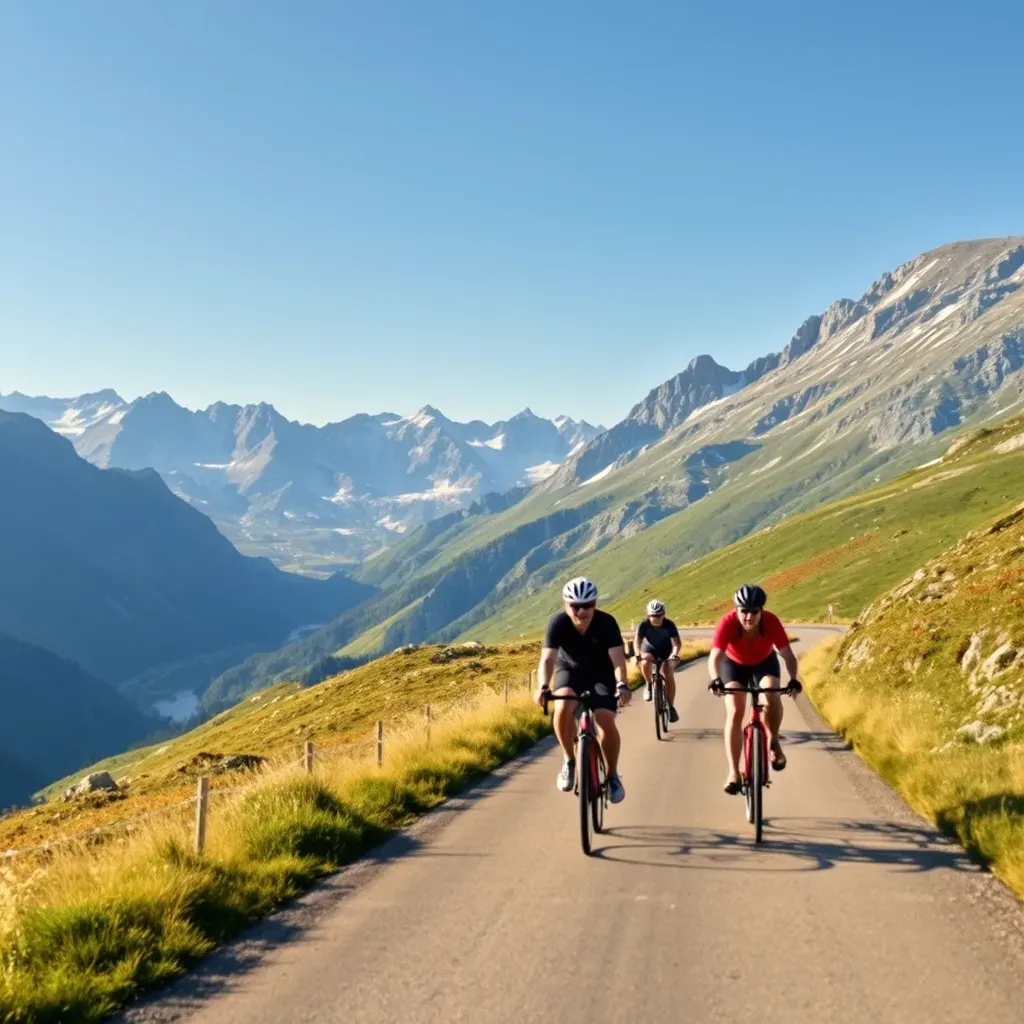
left=750, top=727, right=764, bottom=844
left=591, top=751, right=605, bottom=833
left=578, top=733, right=592, bottom=855
left=659, top=681, right=670, bottom=735
left=654, top=677, right=663, bottom=741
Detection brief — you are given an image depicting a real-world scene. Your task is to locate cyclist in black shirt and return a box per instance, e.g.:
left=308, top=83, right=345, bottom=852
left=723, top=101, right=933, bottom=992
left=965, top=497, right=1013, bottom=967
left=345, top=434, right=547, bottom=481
left=534, top=576, right=631, bottom=803
left=635, top=599, right=681, bottom=722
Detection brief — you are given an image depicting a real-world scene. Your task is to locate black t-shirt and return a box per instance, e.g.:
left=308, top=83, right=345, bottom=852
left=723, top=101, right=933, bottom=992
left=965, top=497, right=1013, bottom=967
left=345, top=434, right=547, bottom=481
left=543, top=609, right=624, bottom=685
left=636, top=617, right=680, bottom=653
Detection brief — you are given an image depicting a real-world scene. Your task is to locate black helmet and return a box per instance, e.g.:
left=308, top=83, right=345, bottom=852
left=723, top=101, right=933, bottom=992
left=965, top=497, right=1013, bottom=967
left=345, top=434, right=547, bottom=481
left=733, top=584, right=767, bottom=609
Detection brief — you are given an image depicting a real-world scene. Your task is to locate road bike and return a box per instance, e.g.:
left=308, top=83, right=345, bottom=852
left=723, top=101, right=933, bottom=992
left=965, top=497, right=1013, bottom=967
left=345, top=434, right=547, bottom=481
left=648, top=656, right=677, bottom=741
left=709, top=677, right=801, bottom=843
left=542, top=688, right=613, bottom=856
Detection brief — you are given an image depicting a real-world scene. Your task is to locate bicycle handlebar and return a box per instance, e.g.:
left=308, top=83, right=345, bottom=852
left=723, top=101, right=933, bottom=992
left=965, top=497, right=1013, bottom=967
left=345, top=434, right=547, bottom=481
left=708, top=678, right=802, bottom=697
left=540, top=688, right=622, bottom=716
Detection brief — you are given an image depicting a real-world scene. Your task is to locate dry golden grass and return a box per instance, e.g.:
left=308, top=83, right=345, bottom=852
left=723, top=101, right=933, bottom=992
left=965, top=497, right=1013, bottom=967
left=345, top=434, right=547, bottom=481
left=0, top=690, right=550, bottom=1023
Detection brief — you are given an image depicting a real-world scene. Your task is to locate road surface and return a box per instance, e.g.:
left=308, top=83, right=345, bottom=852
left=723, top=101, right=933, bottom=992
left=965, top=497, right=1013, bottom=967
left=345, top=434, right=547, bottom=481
left=123, top=625, right=1024, bottom=1024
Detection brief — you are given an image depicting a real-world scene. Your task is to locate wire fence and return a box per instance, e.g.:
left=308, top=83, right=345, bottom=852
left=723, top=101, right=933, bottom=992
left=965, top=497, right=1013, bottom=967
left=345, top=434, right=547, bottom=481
left=3, top=669, right=541, bottom=862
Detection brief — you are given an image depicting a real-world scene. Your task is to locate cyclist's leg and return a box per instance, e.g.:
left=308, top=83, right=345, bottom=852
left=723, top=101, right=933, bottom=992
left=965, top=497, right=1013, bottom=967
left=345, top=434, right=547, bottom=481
left=638, top=652, right=655, bottom=686
left=550, top=669, right=581, bottom=761
left=755, top=654, right=785, bottom=764
left=663, top=659, right=677, bottom=706
left=593, top=707, right=621, bottom=775
left=721, top=658, right=750, bottom=786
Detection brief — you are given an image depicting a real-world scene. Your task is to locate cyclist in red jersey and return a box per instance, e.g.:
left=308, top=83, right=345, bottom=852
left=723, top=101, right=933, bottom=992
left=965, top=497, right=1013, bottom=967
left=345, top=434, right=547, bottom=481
left=707, top=584, right=801, bottom=794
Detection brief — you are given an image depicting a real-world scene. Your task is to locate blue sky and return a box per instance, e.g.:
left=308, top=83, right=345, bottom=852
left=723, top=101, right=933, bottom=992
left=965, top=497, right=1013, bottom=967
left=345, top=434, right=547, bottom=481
left=2, top=1, right=1023, bottom=428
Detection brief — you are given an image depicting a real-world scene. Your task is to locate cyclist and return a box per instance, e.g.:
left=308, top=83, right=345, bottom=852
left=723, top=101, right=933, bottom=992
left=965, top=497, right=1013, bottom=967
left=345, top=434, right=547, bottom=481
left=634, top=599, right=681, bottom=722
left=707, top=584, right=801, bottom=794
left=534, top=576, right=631, bottom=803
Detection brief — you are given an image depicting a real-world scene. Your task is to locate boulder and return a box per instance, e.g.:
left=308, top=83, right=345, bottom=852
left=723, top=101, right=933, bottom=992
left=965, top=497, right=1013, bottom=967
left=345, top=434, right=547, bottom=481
left=63, top=771, right=118, bottom=801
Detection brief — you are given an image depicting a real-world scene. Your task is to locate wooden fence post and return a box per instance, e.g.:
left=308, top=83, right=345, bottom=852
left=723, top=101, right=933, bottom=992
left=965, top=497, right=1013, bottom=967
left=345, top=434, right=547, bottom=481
left=376, top=720, right=383, bottom=767
left=194, top=777, right=209, bottom=856
left=425, top=705, right=431, bottom=747
left=504, top=678, right=509, bottom=703
left=304, top=740, right=314, bottom=774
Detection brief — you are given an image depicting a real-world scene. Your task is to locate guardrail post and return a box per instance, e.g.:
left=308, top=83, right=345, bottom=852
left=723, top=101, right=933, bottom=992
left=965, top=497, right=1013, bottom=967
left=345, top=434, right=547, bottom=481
left=194, top=777, right=209, bottom=856
left=425, top=705, right=431, bottom=747
left=304, top=740, right=315, bottom=774
left=504, top=679, right=509, bottom=703
left=376, top=720, right=383, bottom=767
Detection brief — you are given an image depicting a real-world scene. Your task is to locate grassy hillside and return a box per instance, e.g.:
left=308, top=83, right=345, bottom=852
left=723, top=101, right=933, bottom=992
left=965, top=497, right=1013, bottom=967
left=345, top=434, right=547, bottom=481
left=461, top=409, right=1024, bottom=640
left=0, top=643, right=540, bottom=853
left=803, top=497, right=1024, bottom=894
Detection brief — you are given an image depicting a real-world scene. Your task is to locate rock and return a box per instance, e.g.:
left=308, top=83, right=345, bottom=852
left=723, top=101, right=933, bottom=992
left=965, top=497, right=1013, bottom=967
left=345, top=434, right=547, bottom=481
left=219, top=754, right=266, bottom=773
left=459, top=641, right=484, bottom=650
left=394, top=644, right=422, bottom=655
left=63, top=771, right=118, bottom=801
left=956, top=721, right=1006, bottom=744
left=980, top=643, right=1020, bottom=681
left=960, top=632, right=986, bottom=675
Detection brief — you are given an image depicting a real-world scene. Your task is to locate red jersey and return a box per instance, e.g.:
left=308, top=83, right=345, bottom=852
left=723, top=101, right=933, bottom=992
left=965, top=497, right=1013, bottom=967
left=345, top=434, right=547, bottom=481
left=712, top=609, right=790, bottom=665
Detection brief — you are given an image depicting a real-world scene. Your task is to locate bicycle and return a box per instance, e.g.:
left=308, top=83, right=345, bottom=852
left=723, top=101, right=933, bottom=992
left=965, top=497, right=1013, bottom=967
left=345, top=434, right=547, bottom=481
left=708, top=677, right=801, bottom=843
left=541, top=688, right=614, bottom=856
left=647, top=656, right=677, bottom=741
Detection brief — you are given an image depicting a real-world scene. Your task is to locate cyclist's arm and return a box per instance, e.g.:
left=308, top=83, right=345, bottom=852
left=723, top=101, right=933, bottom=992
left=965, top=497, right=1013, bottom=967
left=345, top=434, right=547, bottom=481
left=608, top=645, right=629, bottom=687
left=669, top=624, right=682, bottom=658
left=708, top=646, right=724, bottom=681
left=537, top=647, right=558, bottom=691
left=777, top=643, right=799, bottom=681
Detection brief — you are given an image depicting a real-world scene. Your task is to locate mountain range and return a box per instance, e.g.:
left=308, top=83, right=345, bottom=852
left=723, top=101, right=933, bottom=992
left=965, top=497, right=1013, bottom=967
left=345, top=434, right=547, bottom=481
left=0, top=391, right=602, bottom=573
left=204, top=236, right=1024, bottom=695
left=0, top=410, right=371, bottom=688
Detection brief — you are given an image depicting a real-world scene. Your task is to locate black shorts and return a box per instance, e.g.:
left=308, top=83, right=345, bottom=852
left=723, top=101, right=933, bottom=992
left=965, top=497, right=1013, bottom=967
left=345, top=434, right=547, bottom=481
left=640, top=640, right=673, bottom=661
left=551, top=668, right=619, bottom=713
left=720, top=653, right=781, bottom=688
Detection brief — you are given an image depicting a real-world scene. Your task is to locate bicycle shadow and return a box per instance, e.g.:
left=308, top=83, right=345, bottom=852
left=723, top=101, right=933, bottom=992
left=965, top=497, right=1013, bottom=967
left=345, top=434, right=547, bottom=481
left=671, top=728, right=851, bottom=753
left=593, top=817, right=974, bottom=875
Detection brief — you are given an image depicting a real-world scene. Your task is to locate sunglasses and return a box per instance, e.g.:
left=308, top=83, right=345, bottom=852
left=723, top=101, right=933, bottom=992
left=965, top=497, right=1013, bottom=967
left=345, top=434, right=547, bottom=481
left=569, top=602, right=596, bottom=611
left=738, top=607, right=762, bottom=615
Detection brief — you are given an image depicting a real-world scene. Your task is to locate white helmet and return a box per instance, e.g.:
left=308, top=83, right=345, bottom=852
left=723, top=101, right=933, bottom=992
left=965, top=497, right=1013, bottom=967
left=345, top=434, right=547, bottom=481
left=562, top=576, right=598, bottom=603
left=646, top=599, right=665, bottom=615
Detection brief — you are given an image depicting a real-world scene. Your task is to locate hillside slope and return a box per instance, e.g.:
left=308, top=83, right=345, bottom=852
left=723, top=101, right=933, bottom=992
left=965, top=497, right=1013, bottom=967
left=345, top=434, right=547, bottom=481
left=0, top=642, right=541, bottom=852
left=0, top=411, right=371, bottom=686
left=806, top=499, right=1024, bottom=891
left=567, top=408, right=1024, bottom=632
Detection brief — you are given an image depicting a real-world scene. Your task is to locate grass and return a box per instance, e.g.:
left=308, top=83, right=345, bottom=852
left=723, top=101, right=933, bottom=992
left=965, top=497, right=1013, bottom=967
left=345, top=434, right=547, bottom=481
left=801, top=500, right=1024, bottom=896
left=3, top=643, right=540, bottom=855
left=0, top=691, right=551, bottom=1023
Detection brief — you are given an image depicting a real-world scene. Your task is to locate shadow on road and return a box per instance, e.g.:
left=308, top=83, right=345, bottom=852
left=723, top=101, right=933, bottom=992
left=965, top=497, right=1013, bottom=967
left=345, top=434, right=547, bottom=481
left=593, top=817, right=974, bottom=875
left=672, top=727, right=851, bottom=753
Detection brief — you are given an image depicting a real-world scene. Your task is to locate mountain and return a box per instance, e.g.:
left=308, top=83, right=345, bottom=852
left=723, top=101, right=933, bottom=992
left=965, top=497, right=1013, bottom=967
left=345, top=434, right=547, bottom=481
left=301, top=237, right=1024, bottom=659
left=0, top=410, right=372, bottom=689
left=0, top=630, right=152, bottom=807
left=0, top=392, right=603, bottom=572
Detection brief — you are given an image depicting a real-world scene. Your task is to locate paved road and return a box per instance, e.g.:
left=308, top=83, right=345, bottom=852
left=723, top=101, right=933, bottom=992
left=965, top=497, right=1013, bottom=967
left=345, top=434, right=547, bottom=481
left=125, top=626, right=1024, bottom=1024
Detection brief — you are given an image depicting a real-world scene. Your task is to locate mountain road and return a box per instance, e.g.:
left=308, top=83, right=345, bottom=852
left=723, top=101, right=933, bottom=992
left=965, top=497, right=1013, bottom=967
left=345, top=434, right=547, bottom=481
left=122, top=625, right=1024, bottom=1024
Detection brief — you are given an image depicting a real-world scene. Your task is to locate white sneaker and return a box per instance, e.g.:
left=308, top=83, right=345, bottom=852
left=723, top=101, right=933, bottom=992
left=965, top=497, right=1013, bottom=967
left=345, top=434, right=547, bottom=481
left=643, top=686, right=653, bottom=702
left=556, top=759, right=575, bottom=792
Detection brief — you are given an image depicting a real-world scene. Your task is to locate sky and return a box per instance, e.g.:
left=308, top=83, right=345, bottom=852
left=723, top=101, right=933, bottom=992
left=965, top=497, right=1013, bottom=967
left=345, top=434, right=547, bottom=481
left=2, top=1, right=1023, bottom=429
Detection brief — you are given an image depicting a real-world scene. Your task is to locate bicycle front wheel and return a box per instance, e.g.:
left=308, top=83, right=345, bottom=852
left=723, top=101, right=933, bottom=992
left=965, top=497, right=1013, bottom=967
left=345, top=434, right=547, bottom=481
left=654, top=679, right=664, bottom=740
left=750, top=728, right=764, bottom=844
left=592, top=753, right=605, bottom=834
left=578, top=733, right=593, bottom=855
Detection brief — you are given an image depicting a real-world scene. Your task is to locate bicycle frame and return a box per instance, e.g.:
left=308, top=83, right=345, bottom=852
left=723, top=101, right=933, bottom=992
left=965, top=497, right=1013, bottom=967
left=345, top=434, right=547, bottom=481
left=542, top=689, right=614, bottom=854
